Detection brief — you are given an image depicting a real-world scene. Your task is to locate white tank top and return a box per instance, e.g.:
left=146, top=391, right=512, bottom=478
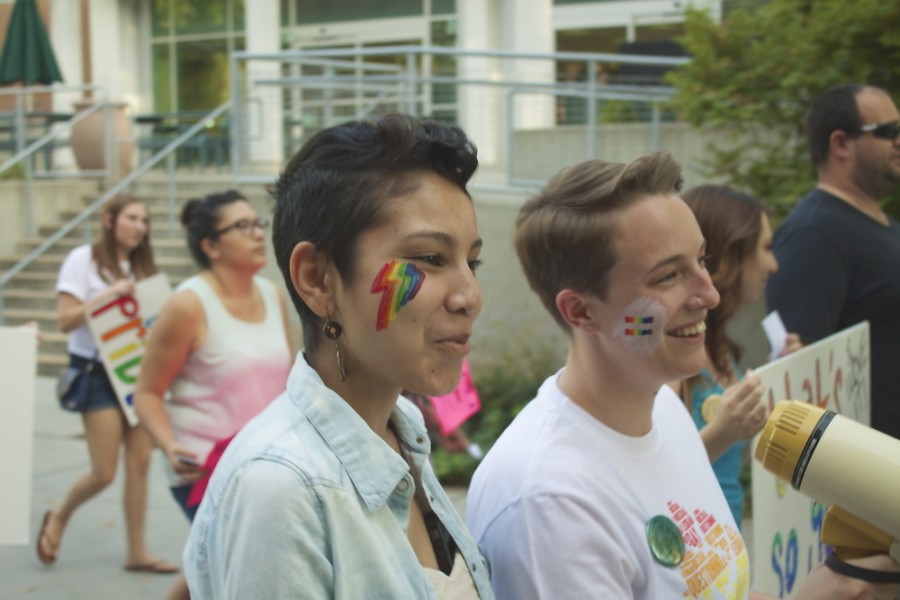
left=166, top=275, right=292, bottom=483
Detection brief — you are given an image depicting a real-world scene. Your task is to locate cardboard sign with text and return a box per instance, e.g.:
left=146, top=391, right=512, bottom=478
left=87, top=273, right=171, bottom=426
left=750, top=322, right=869, bottom=598
left=0, top=327, right=38, bottom=545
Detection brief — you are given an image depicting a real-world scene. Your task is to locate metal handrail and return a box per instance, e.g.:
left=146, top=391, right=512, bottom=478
left=0, top=84, right=107, bottom=235
left=0, top=103, right=102, bottom=175
left=233, top=44, right=680, bottom=186
left=236, top=45, right=690, bottom=67
left=0, top=100, right=232, bottom=303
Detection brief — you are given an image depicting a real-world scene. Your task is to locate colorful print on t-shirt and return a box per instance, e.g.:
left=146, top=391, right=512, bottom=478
left=667, top=500, right=750, bottom=598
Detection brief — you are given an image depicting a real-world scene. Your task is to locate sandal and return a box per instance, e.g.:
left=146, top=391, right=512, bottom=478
left=124, top=558, right=179, bottom=574
left=36, top=510, right=58, bottom=566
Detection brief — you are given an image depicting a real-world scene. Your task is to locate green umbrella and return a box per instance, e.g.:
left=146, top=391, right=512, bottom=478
left=0, top=0, right=63, bottom=85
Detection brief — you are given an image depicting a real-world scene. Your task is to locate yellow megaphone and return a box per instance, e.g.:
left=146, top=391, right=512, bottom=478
left=755, top=400, right=900, bottom=580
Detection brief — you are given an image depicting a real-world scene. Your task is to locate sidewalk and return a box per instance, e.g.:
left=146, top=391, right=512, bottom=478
left=1, top=376, right=190, bottom=599
left=0, top=375, right=468, bottom=599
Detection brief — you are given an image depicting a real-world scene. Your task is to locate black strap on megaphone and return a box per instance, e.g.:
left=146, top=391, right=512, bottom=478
left=825, top=554, right=900, bottom=583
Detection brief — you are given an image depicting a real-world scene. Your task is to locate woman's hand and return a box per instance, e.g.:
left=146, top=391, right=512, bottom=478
left=164, top=443, right=204, bottom=482
left=781, top=333, right=803, bottom=357
left=713, top=371, right=768, bottom=442
left=700, top=370, right=767, bottom=461
left=109, top=278, right=135, bottom=298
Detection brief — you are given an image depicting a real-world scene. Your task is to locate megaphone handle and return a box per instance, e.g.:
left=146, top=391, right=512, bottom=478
left=825, top=554, right=900, bottom=583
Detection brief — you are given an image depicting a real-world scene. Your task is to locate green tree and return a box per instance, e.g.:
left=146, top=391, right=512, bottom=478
left=666, top=0, right=900, bottom=219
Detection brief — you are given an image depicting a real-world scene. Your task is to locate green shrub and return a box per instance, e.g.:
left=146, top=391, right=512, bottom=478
left=0, top=162, right=25, bottom=180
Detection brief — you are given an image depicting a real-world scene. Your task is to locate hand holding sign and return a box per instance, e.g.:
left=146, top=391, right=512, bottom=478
left=86, top=273, right=172, bottom=425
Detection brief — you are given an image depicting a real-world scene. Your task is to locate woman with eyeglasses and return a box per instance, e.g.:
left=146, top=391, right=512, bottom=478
left=134, top=190, right=294, bottom=600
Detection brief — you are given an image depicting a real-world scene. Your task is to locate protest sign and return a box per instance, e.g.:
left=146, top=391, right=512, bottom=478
left=750, top=322, right=869, bottom=597
left=0, top=326, right=37, bottom=545
left=86, top=273, right=171, bottom=426
left=429, top=358, right=481, bottom=436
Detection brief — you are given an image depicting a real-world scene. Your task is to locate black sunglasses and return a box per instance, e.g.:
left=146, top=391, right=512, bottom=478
left=214, top=217, right=270, bottom=237
left=852, top=120, right=900, bottom=141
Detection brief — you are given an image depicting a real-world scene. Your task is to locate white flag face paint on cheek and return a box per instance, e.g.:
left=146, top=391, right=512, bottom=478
left=612, top=296, right=666, bottom=355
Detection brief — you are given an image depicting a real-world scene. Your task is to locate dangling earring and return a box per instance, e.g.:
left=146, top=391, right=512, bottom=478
left=323, top=320, right=346, bottom=382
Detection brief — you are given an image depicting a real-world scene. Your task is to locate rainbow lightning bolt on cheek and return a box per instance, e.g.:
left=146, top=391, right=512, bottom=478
left=612, top=297, right=667, bottom=354
left=370, top=260, right=425, bottom=331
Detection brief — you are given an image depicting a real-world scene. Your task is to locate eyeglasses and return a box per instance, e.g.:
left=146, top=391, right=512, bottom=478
left=214, top=217, right=270, bottom=237
left=852, top=120, right=900, bottom=141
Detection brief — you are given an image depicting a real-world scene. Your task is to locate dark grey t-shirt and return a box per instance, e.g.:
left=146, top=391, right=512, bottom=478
left=766, top=188, right=900, bottom=439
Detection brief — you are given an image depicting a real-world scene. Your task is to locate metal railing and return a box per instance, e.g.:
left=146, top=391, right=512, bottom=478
left=1, top=46, right=687, bottom=323
left=0, top=84, right=111, bottom=235
left=0, top=100, right=232, bottom=325
left=228, top=45, right=685, bottom=185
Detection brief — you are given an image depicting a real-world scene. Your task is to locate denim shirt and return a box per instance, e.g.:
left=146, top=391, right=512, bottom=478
left=184, top=357, right=494, bottom=599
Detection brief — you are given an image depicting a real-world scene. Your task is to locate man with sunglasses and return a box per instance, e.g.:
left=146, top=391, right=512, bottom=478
left=767, top=83, right=900, bottom=439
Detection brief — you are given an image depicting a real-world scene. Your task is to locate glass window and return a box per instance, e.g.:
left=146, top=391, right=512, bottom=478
left=634, top=23, right=685, bottom=42
left=293, top=0, right=423, bottom=25
left=150, top=0, right=245, bottom=114
left=176, top=38, right=230, bottom=112
left=233, top=0, right=245, bottom=30
left=281, top=0, right=291, bottom=27
left=556, top=27, right=626, bottom=55
left=151, top=0, right=171, bottom=37
left=152, top=43, right=173, bottom=113
left=174, top=0, right=229, bottom=35
left=430, top=20, right=456, bottom=106
left=433, top=0, right=455, bottom=15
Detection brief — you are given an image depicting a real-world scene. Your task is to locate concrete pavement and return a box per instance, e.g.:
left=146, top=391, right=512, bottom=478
left=1, top=375, right=189, bottom=599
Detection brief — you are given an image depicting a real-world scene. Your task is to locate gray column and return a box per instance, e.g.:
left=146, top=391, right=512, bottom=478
left=500, top=0, right=554, bottom=130
left=245, top=0, right=284, bottom=169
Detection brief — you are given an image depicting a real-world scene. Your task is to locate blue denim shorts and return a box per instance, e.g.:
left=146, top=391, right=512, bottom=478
left=68, top=353, right=121, bottom=413
left=170, top=483, right=199, bottom=522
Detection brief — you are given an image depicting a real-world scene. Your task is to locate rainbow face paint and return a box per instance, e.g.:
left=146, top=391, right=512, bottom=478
left=371, top=260, right=425, bottom=331
left=612, top=297, right=666, bottom=354
left=623, top=315, right=654, bottom=336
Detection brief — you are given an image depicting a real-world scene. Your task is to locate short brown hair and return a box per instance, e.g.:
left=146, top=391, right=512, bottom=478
left=272, top=114, right=478, bottom=353
left=514, top=151, right=683, bottom=331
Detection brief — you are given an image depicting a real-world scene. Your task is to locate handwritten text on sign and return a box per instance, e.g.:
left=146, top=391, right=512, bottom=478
left=87, top=273, right=171, bottom=426
left=750, top=322, right=869, bottom=598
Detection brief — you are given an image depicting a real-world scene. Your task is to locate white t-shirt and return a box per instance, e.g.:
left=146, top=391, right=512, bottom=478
left=466, top=370, right=750, bottom=599
left=55, top=244, right=130, bottom=358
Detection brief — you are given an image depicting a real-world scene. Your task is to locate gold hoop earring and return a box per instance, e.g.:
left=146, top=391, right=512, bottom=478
left=323, top=320, right=346, bottom=382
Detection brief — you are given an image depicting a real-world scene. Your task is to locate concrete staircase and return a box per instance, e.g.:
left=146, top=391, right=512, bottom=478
left=0, top=174, right=270, bottom=376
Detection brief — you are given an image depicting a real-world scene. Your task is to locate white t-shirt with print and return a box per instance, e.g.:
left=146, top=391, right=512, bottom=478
left=467, top=371, right=750, bottom=599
